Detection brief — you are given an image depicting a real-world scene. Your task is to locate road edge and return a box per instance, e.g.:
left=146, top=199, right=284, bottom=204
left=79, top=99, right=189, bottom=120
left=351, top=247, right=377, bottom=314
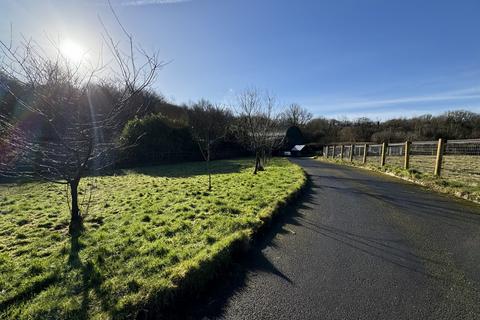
left=315, top=157, right=480, bottom=205
left=136, top=162, right=309, bottom=319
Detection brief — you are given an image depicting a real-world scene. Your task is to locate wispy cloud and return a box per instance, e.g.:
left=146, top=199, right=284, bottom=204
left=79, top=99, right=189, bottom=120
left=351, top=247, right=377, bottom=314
left=323, top=104, right=480, bottom=121
left=91, top=0, right=192, bottom=6
left=119, top=0, right=192, bottom=6
left=304, top=86, right=480, bottom=114
left=331, top=93, right=480, bottom=109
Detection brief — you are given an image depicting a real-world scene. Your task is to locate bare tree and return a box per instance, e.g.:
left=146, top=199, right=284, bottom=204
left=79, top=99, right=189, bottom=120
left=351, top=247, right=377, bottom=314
left=280, top=103, right=312, bottom=127
left=189, top=99, right=232, bottom=190
left=235, top=88, right=282, bottom=174
left=0, top=20, right=162, bottom=232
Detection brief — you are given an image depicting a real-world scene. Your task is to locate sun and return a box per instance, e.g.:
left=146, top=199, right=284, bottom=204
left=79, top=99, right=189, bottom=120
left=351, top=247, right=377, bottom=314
left=60, top=39, right=88, bottom=62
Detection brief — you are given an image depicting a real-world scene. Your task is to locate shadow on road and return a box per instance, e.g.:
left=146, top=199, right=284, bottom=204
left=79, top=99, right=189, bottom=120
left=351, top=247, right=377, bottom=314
left=157, top=181, right=315, bottom=320
left=161, top=159, right=480, bottom=319
left=311, top=174, right=480, bottom=226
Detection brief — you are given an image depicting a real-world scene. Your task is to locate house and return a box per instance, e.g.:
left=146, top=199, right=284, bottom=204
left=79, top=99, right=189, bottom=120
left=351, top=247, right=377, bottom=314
left=291, top=144, right=308, bottom=157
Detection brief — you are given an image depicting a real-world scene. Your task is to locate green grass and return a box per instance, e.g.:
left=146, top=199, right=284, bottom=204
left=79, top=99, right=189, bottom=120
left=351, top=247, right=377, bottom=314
left=0, top=158, right=306, bottom=319
left=319, top=155, right=480, bottom=203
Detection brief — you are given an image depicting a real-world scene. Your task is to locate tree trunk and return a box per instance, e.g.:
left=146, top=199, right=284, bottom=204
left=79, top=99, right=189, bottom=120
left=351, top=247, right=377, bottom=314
left=259, top=150, right=265, bottom=171
left=255, top=150, right=265, bottom=172
left=207, top=147, right=212, bottom=191
left=253, top=153, right=260, bottom=174
left=70, top=179, right=81, bottom=222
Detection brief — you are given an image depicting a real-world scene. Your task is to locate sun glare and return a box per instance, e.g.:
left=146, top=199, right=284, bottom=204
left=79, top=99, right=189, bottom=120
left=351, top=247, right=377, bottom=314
left=60, top=39, right=88, bottom=62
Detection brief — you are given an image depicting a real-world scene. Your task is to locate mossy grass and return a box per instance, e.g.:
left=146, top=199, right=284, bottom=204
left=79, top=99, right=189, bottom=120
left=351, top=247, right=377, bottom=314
left=0, top=158, right=306, bottom=319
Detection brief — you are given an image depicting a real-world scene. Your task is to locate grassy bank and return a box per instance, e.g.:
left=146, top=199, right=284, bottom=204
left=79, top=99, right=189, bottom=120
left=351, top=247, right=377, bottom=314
left=317, top=157, right=480, bottom=204
left=0, top=158, right=306, bottom=319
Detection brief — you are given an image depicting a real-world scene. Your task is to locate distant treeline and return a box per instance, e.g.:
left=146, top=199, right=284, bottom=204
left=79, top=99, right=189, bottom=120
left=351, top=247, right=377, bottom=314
left=0, top=78, right=248, bottom=167
left=303, top=110, right=480, bottom=144
left=2, top=73, right=479, bottom=162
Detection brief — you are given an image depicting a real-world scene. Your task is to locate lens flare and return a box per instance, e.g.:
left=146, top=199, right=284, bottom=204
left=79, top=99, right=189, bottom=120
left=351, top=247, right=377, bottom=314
left=60, top=39, right=88, bottom=62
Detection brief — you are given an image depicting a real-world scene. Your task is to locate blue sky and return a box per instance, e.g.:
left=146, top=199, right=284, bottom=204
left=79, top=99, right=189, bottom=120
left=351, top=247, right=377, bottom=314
left=1, top=0, right=480, bottom=119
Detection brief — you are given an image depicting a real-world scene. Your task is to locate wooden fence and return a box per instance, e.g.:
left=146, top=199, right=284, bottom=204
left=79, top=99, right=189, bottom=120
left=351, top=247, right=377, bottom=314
left=323, top=138, right=480, bottom=178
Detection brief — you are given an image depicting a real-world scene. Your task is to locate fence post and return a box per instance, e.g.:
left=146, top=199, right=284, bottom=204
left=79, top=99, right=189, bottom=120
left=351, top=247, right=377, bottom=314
left=434, top=138, right=445, bottom=176
left=340, top=145, right=344, bottom=160
left=404, top=141, right=411, bottom=170
left=380, top=142, right=387, bottom=166
left=333, top=145, right=337, bottom=158
left=349, top=144, right=354, bottom=162
left=363, top=144, right=368, bottom=164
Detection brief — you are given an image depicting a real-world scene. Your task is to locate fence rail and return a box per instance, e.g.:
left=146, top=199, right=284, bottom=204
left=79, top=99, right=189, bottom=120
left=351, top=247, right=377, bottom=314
left=323, top=139, right=480, bottom=182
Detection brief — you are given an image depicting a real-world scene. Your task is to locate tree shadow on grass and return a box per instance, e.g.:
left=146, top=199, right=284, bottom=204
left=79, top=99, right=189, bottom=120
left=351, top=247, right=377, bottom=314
left=118, top=159, right=253, bottom=178
left=68, top=220, right=108, bottom=320
left=118, top=157, right=295, bottom=179
left=0, top=272, right=59, bottom=313
left=0, top=220, right=105, bottom=319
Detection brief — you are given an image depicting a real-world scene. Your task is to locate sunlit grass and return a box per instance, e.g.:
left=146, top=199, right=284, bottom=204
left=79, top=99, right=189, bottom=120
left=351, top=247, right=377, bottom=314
left=0, top=158, right=305, bottom=319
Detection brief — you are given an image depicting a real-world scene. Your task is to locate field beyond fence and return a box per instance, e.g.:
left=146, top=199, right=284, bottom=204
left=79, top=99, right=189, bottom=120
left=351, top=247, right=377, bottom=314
left=322, top=138, right=480, bottom=202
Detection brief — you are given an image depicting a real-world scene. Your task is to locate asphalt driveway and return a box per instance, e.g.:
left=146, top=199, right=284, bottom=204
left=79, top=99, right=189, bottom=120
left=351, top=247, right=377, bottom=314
left=185, top=158, right=480, bottom=320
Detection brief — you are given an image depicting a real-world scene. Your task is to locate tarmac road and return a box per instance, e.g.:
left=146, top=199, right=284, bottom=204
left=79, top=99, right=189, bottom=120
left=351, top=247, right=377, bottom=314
left=187, top=158, right=480, bottom=320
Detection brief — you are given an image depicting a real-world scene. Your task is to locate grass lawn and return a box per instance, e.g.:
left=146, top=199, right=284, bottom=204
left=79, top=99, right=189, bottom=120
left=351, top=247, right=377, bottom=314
left=0, top=158, right=305, bottom=319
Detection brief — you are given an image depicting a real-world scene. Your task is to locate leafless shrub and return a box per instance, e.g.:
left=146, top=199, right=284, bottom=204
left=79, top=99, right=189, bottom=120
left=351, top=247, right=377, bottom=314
left=234, top=88, right=283, bottom=174
left=0, top=11, right=163, bottom=231
left=280, top=103, right=312, bottom=127
left=189, top=99, right=232, bottom=189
